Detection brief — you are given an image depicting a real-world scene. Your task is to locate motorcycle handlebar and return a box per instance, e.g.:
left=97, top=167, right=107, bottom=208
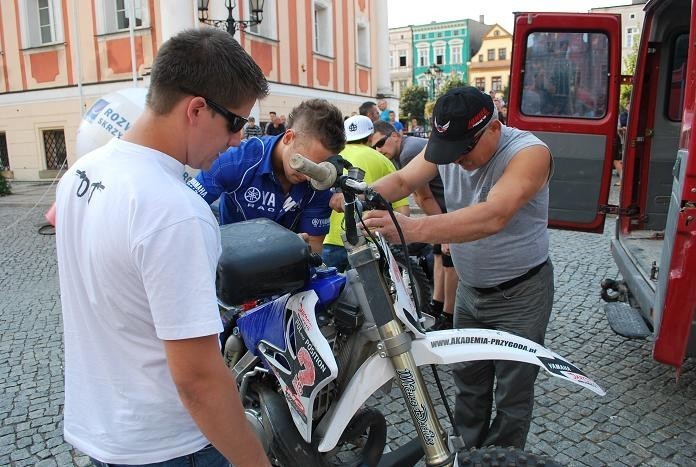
left=289, top=153, right=338, bottom=191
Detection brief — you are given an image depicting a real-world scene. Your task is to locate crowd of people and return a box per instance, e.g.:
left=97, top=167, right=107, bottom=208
left=55, top=29, right=553, bottom=466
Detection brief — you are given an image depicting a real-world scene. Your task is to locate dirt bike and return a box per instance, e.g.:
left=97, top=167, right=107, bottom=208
left=216, top=155, right=605, bottom=466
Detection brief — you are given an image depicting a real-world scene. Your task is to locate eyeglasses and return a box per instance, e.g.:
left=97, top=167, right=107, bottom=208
left=179, top=87, right=248, bottom=134
left=371, top=133, right=392, bottom=150
left=460, top=126, right=487, bottom=155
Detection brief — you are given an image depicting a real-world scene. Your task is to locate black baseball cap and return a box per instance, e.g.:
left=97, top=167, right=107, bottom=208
left=425, top=86, right=495, bottom=164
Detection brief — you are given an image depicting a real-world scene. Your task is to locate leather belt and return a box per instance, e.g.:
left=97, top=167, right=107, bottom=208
left=473, top=259, right=549, bottom=295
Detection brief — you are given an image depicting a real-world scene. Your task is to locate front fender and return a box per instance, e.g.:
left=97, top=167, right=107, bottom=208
left=315, top=328, right=604, bottom=452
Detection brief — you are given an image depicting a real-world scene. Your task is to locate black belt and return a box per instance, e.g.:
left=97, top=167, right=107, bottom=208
left=473, top=259, right=548, bottom=295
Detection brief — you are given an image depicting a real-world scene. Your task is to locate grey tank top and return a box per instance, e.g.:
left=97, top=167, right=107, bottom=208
left=438, top=125, right=550, bottom=288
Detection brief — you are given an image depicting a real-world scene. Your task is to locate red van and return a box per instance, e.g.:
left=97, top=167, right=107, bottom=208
left=507, top=0, right=695, bottom=371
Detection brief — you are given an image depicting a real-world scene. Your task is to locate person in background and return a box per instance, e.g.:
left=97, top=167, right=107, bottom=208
left=322, top=115, right=410, bottom=271
left=55, top=28, right=270, bottom=467
left=189, top=99, right=345, bottom=254
left=410, top=117, right=426, bottom=136
left=500, top=105, right=509, bottom=125
left=372, top=120, right=458, bottom=328
left=359, top=101, right=380, bottom=122
left=616, top=102, right=629, bottom=184
left=363, top=86, right=554, bottom=450
left=243, top=116, right=263, bottom=139
left=377, top=99, right=391, bottom=121
left=388, top=110, right=404, bottom=135
left=265, top=111, right=286, bottom=136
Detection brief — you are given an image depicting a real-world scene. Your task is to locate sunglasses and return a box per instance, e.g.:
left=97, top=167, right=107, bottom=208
left=179, top=87, right=248, bottom=134
left=371, top=133, right=392, bottom=150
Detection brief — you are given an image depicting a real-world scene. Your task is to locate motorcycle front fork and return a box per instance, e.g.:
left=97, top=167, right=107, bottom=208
left=347, top=241, right=454, bottom=467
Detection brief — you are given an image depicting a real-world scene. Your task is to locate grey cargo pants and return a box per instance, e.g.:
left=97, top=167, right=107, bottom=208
left=452, top=260, right=554, bottom=449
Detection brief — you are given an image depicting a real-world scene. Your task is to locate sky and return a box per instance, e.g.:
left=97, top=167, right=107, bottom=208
left=387, top=0, right=635, bottom=32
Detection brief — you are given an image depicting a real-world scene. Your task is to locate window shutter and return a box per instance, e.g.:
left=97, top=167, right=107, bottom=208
left=103, top=0, right=117, bottom=33
left=26, top=1, right=41, bottom=47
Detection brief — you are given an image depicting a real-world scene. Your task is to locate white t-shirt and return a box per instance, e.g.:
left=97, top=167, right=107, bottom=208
left=56, top=139, right=223, bottom=464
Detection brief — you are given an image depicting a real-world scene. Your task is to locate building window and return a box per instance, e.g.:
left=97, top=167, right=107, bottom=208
left=630, top=13, right=636, bottom=19
left=399, top=50, right=407, bottom=67
left=357, top=22, right=369, bottom=65
left=491, top=76, right=502, bottom=91
left=248, top=0, right=277, bottom=39
left=434, top=47, right=444, bottom=65
left=522, top=31, right=610, bottom=118
left=418, top=48, right=429, bottom=67
left=487, top=49, right=495, bottom=61
left=475, top=77, right=485, bottom=90
left=313, top=0, right=333, bottom=56
left=400, top=80, right=408, bottom=89
left=498, top=48, right=507, bottom=60
left=453, top=30, right=459, bottom=36
left=21, top=0, right=64, bottom=47
left=451, top=45, right=462, bottom=64
left=625, top=27, right=639, bottom=49
left=0, top=133, right=9, bottom=170
left=99, top=0, right=148, bottom=34
left=478, top=54, right=483, bottom=62
left=494, top=30, right=500, bottom=37
left=43, top=129, right=67, bottom=170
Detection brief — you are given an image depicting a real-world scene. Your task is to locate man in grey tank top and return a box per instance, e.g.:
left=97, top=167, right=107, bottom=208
left=364, top=86, right=553, bottom=450
left=372, top=119, right=459, bottom=329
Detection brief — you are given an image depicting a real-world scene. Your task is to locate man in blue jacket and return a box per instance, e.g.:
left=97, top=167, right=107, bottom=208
left=188, top=99, right=345, bottom=253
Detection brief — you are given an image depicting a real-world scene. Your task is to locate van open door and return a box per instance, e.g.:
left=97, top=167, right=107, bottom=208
left=507, top=13, right=622, bottom=232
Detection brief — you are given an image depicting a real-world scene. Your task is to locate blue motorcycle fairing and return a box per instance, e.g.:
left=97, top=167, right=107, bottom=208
left=235, top=269, right=346, bottom=359
left=307, top=268, right=346, bottom=308
left=237, top=294, right=289, bottom=358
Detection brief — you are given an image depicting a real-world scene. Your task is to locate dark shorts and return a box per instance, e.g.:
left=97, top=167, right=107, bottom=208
left=432, top=244, right=454, bottom=268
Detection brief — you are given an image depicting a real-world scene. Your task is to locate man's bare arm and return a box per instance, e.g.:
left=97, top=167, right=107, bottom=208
left=364, top=146, right=551, bottom=244
left=372, top=147, right=439, bottom=202
left=165, top=336, right=270, bottom=467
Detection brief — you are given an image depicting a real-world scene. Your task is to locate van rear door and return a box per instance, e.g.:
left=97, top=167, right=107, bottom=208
left=507, top=13, right=622, bottom=232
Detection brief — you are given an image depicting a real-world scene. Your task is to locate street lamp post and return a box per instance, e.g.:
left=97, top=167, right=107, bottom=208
left=424, top=64, right=442, bottom=100
left=197, top=0, right=264, bottom=36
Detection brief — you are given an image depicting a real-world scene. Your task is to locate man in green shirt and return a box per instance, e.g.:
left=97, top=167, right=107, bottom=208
left=322, top=115, right=410, bottom=271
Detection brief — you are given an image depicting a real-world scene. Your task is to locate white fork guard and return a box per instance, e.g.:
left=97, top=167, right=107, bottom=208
left=315, top=328, right=605, bottom=452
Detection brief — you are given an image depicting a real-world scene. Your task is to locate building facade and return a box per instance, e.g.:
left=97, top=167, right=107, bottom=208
left=468, top=24, right=512, bottom=93
left=0, top=0, right=389, bottom=181
left=591, top=0, right=647, bottom=73
left=388, top=26, right=413, bottom=99
left=411, top=19, right=489, bottom=98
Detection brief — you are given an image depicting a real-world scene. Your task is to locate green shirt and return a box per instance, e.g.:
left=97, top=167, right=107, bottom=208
left=324, top=144, right=410, bottom=246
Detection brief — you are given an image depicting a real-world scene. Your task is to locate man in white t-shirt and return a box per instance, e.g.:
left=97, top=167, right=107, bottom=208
left=55, top=28, right=271, bottom=467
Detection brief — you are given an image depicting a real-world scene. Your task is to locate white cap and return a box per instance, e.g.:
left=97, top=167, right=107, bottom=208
left=344, top=115, right=374, bottom=141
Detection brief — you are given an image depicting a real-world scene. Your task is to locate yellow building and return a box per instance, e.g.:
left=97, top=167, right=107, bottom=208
left=0, top=0, right=390, bottom=181
left=468, top=24, right=512, bottom=94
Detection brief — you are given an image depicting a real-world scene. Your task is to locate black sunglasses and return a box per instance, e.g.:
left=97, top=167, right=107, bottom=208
left=371, top=133, right=392, bottom=150
left=179, top=87, right=248, bottom=134
left=460, top=125, right=489, bottom=155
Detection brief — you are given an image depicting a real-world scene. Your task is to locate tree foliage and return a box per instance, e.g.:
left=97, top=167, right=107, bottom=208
left=621, top=41, right=638, bottom=110
left=0, top=172, right=11, bottom=196
left=435, top=74, right=467, bottom=99
left=399, top=85, right=429, bottom=123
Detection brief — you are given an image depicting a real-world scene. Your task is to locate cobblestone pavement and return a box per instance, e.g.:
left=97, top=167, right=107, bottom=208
left=1, top=182, right=695, bottom=466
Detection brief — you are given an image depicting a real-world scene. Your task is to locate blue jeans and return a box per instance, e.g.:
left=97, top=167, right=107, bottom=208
left=322, top=244, right=348, bottom=272
left=90, top=444, right=230, bottom=467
